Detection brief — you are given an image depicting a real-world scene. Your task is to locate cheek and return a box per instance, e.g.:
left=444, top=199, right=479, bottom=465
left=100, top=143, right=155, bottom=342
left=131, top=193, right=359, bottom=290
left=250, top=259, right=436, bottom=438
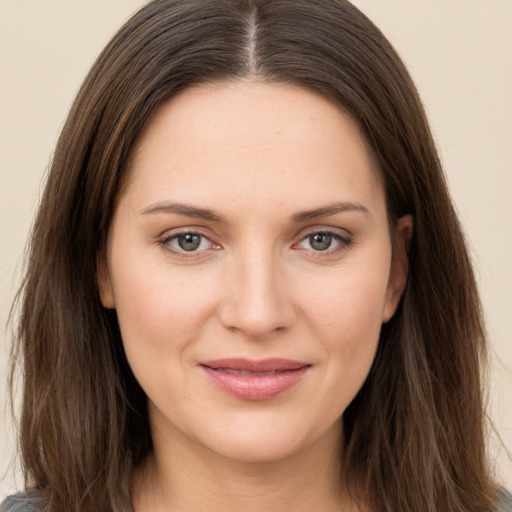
left=111, top=260, right=220, bottom=368
left=297, top=264, right=390, bottom=406
left=301, top=262, right=390, bottom=340
left=111, top=264, right=226, bottom=418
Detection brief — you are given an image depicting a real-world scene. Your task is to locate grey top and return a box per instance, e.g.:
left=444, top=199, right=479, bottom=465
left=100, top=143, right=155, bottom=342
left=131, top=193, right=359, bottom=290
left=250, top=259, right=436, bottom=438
left=498, top=489, right=512, bottom=511
left=0, top=491, right=42, bottom=512
left=1, top=487, right=512, bottom=511
left=0, top=489, right=43, bottom=512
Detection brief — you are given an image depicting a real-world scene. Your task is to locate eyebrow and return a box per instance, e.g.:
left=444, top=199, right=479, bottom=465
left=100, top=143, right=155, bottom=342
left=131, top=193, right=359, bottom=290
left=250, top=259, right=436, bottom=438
left=291, top=201, right=370, bottom=222
left=140, top=201, right=225, bottom=222
left=140, top=200, right=370, bottom=223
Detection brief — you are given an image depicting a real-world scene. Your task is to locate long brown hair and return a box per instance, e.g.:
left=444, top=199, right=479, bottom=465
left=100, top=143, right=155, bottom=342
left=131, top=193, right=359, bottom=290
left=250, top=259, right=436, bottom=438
left=9, top=0, right=498, bottom=510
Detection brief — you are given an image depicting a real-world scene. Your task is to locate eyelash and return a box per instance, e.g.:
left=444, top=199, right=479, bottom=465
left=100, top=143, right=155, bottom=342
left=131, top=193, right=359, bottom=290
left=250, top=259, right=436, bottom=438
left=157, top=229, right=353, bottom=259
left=157, top=230, right=220, bottom=258
left=293, top=230, right=353, bottom=257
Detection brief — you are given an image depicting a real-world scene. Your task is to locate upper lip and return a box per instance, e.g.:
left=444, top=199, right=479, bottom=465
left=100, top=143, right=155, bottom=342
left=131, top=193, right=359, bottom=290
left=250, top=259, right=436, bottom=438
left=200, top=358, right=310, bottom=372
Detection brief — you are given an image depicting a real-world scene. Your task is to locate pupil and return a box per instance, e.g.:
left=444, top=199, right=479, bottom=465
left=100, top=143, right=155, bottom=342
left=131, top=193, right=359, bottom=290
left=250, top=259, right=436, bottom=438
left=178, top=234, right=201, bottom=251
left=310, top=233, right=332, bottom=251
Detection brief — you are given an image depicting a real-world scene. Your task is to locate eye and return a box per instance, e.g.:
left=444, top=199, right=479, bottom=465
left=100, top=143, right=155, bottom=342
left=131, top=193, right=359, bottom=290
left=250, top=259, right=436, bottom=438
left=159, top=231, right=219, bottom=255
left=308, top=232, right=334, bottom=251
left=295, top=230, right=352, bottom=254
left=174, top=233, right=204, bottom=251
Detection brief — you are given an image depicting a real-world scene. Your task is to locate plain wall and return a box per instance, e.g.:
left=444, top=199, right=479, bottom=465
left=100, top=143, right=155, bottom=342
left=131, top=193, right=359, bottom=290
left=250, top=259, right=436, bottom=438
left=1, top=0, right=510, bottom=498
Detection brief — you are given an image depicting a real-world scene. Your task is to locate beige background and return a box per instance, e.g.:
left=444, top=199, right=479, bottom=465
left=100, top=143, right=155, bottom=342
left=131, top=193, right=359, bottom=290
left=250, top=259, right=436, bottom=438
left=1, top=0, right=510, bottom=498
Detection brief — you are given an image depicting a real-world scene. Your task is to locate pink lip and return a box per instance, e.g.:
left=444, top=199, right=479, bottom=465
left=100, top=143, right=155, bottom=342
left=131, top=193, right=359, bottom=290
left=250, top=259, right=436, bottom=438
left=199, top=358, right=311, bottom=401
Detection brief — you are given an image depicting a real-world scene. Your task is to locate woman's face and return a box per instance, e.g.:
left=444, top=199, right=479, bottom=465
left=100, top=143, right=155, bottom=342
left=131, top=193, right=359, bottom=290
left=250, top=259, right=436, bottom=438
left=99, top=81, right=410, bottom=464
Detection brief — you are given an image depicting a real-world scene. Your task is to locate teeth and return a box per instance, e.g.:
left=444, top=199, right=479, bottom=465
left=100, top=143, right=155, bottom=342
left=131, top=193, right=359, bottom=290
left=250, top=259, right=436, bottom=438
left=221, top=369, right=280, bottom=376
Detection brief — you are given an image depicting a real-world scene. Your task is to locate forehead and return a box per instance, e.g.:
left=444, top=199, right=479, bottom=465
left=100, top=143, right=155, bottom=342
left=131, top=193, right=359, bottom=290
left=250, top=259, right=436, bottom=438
left=123, top=80, right=384, bottom=216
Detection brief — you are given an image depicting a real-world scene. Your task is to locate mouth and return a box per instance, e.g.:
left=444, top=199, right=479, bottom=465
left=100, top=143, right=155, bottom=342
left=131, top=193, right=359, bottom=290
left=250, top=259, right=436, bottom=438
left=199, top=358, right=311, bottom=401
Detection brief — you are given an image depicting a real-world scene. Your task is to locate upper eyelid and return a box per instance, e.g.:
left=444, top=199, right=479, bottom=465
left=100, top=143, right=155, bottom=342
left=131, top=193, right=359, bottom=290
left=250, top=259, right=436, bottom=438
left=158, top=230, right=219, bottom=252
left=158, top=226, right=217, bottom=241
left=295, top=225, right=352, bottom=240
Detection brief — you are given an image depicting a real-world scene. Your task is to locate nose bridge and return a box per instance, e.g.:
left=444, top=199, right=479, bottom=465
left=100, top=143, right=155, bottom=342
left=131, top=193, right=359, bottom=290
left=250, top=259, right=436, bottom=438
left=219, top=242, right=295, bottom=339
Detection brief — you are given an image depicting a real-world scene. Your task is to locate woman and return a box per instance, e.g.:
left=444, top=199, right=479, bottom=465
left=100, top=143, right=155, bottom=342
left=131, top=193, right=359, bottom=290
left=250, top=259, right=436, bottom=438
left=2, top=0, right=510, bottom=511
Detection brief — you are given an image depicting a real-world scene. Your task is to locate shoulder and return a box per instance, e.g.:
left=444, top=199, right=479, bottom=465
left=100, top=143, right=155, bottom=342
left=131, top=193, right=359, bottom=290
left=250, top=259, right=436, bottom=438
left=497, top=488, right=512, bottom=512
left=0, top=490, right=45, bottom=512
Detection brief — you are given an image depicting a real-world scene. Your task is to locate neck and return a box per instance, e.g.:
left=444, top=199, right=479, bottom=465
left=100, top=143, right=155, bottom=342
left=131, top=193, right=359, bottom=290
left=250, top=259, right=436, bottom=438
left=131, top=419, right=360, bottom=512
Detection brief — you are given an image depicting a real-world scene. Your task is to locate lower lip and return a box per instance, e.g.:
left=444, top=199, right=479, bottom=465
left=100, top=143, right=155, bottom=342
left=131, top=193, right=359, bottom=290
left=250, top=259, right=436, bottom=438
left=200, top=365, right=310, bottom=401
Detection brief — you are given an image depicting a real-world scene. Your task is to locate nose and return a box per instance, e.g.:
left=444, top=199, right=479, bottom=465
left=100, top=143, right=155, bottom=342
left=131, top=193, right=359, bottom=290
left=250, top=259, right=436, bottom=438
left=218, top=248, right=297, bottom=341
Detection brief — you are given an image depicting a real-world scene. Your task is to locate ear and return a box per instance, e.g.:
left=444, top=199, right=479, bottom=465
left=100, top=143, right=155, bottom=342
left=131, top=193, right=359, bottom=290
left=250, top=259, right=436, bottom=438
left=382, top=214, right=413, bottom=323
left=97, top=252, right=115, bottom=309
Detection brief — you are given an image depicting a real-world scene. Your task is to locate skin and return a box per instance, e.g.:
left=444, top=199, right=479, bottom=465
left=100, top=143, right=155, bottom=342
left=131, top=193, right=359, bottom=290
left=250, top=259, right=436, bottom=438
left=99, top=80, right=412, bottom=512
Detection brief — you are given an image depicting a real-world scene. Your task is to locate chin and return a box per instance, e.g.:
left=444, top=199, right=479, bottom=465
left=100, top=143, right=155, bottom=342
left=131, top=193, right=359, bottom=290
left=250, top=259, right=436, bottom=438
left=187, top=411, right=343, bottom=466
left=206, top=434, right=314, bottom=464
